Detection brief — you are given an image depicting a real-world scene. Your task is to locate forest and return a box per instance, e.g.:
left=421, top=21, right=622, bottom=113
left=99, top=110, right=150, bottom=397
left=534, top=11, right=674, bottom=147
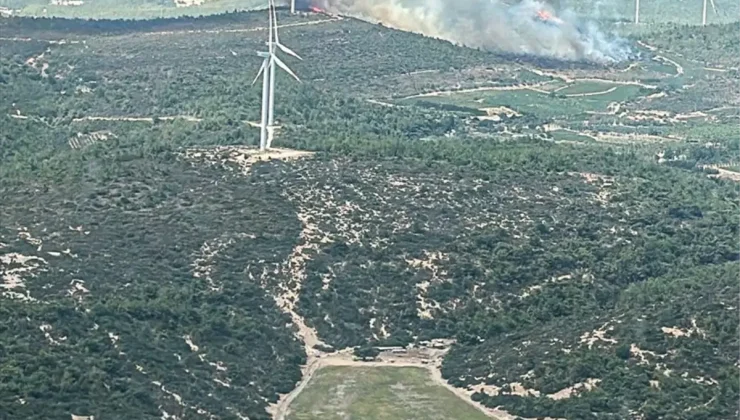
left=1, top=8, right=738, bottom=420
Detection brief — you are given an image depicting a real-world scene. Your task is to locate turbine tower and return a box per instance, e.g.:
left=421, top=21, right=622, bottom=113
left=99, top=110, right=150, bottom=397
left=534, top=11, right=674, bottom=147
left=702, top=0, right=718, bottom=25
left=634, top=0, right=640, bottom=24
left=252, top=0, right=302, bottom=151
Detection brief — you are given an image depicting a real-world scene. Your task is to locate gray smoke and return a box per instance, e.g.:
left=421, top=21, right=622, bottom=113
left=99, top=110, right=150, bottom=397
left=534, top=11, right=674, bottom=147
left=312, top=0, right=632, bottom=63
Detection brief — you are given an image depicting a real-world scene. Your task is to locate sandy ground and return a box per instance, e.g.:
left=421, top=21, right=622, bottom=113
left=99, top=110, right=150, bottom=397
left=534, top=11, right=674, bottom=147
left=709, top=168, right=740, bottom=182
left=701, top=162, right=740, bottom=182
left=183, top=146, right=314, bottom=175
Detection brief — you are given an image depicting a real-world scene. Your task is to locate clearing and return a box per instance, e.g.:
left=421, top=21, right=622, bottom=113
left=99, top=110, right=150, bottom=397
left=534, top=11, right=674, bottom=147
left=285, top=366, right=492, bottom=420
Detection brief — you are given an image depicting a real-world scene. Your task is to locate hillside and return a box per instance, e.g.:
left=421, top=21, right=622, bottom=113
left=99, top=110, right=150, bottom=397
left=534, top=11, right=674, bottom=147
left=0, top=0, right=264, bottom=19
left=2, top=0, right=739, bottom=23
left=1, top=9, right=739, bottom=420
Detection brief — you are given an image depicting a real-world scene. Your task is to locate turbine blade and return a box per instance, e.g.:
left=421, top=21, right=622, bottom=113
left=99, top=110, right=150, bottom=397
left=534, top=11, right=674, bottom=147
left=276, top=42, right=303, bottom=60
left=709, top=0, right=718, bottom=15
left=271, top=1, right=280, bottom=45
left=273, top=55, right=301, bottom=82
left=268, top=1, right=274, bottom=46
left=257, top=51, right=270, bottom=58
left=251, top=59, right=268, bottom=86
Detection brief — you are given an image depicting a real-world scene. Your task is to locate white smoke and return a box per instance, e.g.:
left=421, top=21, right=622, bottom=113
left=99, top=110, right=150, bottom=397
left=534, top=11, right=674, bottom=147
left=311, top=0, right=632, bottom=63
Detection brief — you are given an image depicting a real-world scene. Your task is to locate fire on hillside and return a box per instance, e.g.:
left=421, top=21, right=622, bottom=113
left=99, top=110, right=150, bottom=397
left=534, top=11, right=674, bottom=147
left=291, top=0, right=632, bottom=63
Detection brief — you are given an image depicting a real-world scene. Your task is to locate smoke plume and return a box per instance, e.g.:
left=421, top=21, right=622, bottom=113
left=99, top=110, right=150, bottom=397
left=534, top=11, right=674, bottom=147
left=310, top=0, right=632, bottom=63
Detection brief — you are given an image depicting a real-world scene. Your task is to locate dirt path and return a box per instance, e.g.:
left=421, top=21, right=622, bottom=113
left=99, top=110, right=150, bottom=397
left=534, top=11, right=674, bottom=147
left=366, top=98, right=398, bottom=107
left=398, top=70, right=654, bottom=102
left=636, top=40, right=658, bottom=52
left=72, top=115, right=202, bottom=122
left=268, top=208, right=334, bottom=419
left=564, top=86, right=617, bottom=98
left=397, top=83, right=550, bottom=100
left=701, top=164, right=740, bottom=182
left=655, top=55, right=684, bottom=77
left=712, top=168, right=740, bottom=182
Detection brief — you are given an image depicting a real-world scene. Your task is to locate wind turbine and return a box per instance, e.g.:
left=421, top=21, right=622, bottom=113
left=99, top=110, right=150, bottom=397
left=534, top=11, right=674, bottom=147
left=252, top=0, right=302, bottom=151
left=634, top=0, right=640, bottom=24
left=702, top=0, right=718, bottom=25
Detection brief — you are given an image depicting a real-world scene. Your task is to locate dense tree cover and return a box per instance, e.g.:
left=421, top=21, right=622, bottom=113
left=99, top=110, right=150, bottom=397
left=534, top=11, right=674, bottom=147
left=636, top=22, right=740, bottom=69
left=446, top=262, right=739, bottom=419
left=1, top=10, right=738, bottom=420
left=1, top=136, right=307, bottom=418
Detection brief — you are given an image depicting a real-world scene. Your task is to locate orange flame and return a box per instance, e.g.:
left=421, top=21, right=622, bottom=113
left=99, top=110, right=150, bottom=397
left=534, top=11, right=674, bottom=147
left=537, top=10, right=553, bottom=21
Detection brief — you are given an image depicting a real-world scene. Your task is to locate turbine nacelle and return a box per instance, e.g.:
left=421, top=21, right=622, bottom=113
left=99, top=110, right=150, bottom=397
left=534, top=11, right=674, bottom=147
left=252, top=51, right=301, bottom=85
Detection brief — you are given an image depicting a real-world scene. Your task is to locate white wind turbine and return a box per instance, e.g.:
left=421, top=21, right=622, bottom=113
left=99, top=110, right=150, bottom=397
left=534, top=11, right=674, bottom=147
left=253, top=0, right=302, bottom=151
left=702, top=0, right=718, bottom=25
left=634, top=0, right=640, bottom=23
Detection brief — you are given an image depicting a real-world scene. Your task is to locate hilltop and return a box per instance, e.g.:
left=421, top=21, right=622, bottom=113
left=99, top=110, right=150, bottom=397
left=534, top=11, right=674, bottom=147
left=1, top=8, right=738, bottom=420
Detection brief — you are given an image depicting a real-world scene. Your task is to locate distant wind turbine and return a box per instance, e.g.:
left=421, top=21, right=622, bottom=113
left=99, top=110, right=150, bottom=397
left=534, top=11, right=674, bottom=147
left=252, top=0, right=302, bottom=151
left=634, top=0, right=640, bottom=24
left=702, top=0, right=718, bottom=25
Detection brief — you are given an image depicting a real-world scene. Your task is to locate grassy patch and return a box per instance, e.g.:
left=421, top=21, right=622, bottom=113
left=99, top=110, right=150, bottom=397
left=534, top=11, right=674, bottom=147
left=403, top=84, right=644, bottom=119
left=286, top=366, right=490, bottom=420
left=556, top=81, right=620, bottom=95
left=549, top=129, right=596, bottom=143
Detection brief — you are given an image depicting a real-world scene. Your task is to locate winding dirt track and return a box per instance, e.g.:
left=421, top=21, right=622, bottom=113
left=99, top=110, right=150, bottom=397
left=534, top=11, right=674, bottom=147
left=397, top=83, right=551, bottom=100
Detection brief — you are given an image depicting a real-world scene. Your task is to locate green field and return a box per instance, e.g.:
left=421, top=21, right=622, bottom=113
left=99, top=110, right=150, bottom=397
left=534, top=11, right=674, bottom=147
left=286, top=366, right=491, bottom=420
left=549, top=129, right=596, bottom=143
left=402, top=82, right=644, bottom=119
